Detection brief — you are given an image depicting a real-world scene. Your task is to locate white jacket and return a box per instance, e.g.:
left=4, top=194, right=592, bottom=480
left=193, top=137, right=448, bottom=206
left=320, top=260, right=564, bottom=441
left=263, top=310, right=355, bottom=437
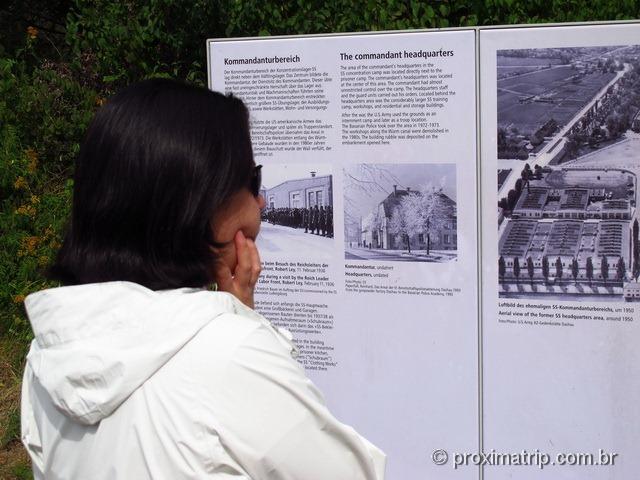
left=21, top=282, right=385, bottom=479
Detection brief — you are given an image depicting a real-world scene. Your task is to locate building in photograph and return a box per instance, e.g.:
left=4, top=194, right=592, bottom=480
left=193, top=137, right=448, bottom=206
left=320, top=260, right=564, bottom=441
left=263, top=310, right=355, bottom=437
left=361, top=186, right=457, bottom=251
left=498, top=167, right=636, bottom=289
left=513, top=186, right=632, bottom=220
left=264, top=173, right=332, bottom=209
left=624, top=282, right=640, bottom=301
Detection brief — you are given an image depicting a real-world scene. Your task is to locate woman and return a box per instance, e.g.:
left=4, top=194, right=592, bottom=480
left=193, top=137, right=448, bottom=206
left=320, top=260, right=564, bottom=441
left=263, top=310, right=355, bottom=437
left=20, top=79, right=385, bottom=479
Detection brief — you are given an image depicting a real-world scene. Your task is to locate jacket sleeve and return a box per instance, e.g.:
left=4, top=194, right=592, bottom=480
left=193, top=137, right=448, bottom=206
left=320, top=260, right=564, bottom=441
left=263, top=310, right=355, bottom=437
left=214, top=322, right=386, bottom=480
left=20, top=361, right=45, bottom=480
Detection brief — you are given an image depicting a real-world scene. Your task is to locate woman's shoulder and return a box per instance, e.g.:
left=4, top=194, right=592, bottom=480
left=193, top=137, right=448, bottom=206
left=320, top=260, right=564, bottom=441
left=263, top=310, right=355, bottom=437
left=177, top=290, right=299, bottom=368
left=123, top=284, right=300, bottom=376
left=145, top=294, right=386, bottom=480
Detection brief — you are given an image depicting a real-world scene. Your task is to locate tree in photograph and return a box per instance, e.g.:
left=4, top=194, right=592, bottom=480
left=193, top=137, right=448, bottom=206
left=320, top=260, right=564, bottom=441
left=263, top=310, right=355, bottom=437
left=533, top=164, right=542, bottom=179
left=616, top=257, right=626, bottom=284
left=633, top=219, right=640, bottom=281
left=542, top=256, right=549, bottom=284
left=343, top=164, right=400, bottom=199
left=620, top=112, right=631, bottom=131
left=498, top=256, right=506, bottom=282
left=414, top=186, right=453, bottom=255
left=497, top=127, right=507, bottom=150
left=513, top=257, right=520, bottom=283
left=343, top=163, right=401, bottom=238
left=601, top=255, right=609, bottom=284
left=514, top=178, right=523, bottom=194
left=520, top=166, right=531, bottom=192
left=565, top=131, right=586, bottom=159
left=526, top=256, right=534, bottom=284
left=592, top=126, right=604, bottom=138
left=571, top=257, right=579, bottom=284
left=529, top=131, right=543, bottom=146
left=565, top=133, right=581, bottom=159
left=388, top=194, right=420, bottom=254
left=606, top=115, right=622, bottom=139
left=589, top=126, right=604, bottom=147
left=604, top=57, right=615, bottom=73
left=555, top=257, right=563, bottom=281
left=507, top=189, right=518, bottom=210
left=586, top=257, right=594, bottom=285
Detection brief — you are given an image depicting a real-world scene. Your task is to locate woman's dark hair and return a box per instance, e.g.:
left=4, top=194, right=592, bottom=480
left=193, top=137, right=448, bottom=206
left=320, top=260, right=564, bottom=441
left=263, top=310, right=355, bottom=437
left=50, top=78, right=255, bottom=290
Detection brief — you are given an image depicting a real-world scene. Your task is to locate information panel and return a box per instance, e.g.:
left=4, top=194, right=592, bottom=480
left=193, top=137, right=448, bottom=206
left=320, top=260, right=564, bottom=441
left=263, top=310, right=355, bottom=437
left=480, top=23, right=640, bottom=480
left=210, top=21, right=640, bottom=480
left=210, top=30, right=479, bottom=480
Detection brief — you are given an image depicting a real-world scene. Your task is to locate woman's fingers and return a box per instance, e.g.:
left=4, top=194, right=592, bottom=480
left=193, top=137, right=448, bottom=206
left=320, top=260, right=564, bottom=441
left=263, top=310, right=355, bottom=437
left=234, top=230, right=252, bottom=285
left=247, top=238, right=261, bottom=286
left=213, top=231, right=260, bottom=309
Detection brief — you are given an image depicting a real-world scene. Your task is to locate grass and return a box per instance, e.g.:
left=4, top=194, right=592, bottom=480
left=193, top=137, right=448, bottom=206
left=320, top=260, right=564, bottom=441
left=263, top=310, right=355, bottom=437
left=497, top=55, right=564, bottom=67
left=498, top=63, right=616, bottom=133
left=0, top=338, right=32, bottom=480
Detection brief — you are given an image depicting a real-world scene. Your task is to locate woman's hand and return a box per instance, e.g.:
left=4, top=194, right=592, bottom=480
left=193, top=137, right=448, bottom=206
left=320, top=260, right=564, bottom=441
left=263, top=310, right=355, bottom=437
left=213, top=230, right=261, bottom=309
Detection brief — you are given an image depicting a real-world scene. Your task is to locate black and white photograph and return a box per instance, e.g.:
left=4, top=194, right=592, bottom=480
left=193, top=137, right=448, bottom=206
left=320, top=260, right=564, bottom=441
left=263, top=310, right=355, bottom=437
left=257, top=164, right=334, bottom=257
left=496, top=45, right=640, bottom=301
left=344, top=163, right=457, bottom=262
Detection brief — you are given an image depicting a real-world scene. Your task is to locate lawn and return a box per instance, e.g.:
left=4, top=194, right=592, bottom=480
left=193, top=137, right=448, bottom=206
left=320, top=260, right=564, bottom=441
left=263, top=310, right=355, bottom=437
left=497, top=67, right=616, bottom=134
left=497, top=55, right=565, bottom=67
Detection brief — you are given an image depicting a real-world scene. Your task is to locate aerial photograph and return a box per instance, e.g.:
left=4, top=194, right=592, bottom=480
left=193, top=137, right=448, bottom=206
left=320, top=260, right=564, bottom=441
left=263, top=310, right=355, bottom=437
left=496, top=45, right=640, bottom=301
